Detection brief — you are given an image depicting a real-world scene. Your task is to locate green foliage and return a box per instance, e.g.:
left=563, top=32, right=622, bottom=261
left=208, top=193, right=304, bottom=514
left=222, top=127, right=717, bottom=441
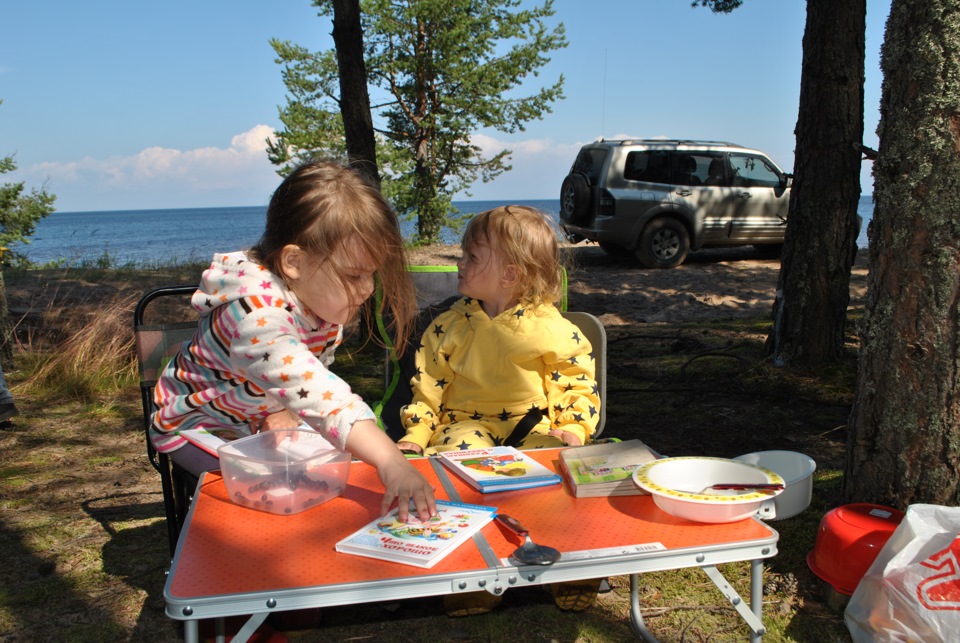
left=0, top=101, right=57, bottom=268
left=691, top=0, right=743, bottom=12
left=270, top=0, right=567, bottom=244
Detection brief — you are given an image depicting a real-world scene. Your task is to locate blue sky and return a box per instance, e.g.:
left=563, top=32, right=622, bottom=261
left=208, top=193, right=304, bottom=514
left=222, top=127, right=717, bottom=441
left=2, top=0, right=891, bottom=213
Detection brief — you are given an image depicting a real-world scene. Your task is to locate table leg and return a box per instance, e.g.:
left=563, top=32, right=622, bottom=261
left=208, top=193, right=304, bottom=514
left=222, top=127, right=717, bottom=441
left=751, top=559, right=763, bottom=643
left=183, top=618, right=198, bottom=643
left=629, top=573, right=660, bottom=642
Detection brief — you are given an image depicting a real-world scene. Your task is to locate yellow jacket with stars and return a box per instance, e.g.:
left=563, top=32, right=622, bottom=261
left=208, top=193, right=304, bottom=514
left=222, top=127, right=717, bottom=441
left=400, top=297, right=600, bottom=449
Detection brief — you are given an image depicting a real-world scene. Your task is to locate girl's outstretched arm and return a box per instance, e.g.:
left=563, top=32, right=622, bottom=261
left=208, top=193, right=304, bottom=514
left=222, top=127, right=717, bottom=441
left=346, top=419, right=437, bottom=522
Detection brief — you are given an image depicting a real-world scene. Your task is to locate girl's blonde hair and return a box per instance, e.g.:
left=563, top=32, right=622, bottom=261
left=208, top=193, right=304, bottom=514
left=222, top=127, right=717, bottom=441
left=462, top=205, right=564, bottom=306
left=249, top=160, right=415, bottom=350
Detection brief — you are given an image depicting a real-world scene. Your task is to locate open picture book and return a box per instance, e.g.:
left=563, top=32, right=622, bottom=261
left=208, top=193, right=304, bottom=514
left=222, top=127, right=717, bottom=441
left=335, top=500, right=497, bottom=568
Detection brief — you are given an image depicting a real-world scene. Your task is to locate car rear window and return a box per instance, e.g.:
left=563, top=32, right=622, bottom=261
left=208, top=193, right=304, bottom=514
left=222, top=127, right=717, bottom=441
left=572, top=148, right=608, bottom=186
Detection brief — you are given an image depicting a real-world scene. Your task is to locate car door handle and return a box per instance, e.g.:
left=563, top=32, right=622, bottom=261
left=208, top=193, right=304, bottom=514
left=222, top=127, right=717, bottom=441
left=676, top=189, right=692, bottom=196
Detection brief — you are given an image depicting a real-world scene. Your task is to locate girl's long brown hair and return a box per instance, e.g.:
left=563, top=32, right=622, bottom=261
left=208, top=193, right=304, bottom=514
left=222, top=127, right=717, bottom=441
left=249, top=160, right=416, bottom=351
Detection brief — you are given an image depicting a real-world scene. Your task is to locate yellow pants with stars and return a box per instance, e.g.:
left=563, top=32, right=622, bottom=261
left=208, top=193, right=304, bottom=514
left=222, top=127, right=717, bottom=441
left=423, top=416, right=564, bottom=455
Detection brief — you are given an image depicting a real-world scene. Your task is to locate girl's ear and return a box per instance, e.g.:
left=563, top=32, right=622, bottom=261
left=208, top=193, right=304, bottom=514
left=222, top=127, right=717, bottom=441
left=278, top=244, right=303, bottom=281
left=500, top=264, right=520, bottom=289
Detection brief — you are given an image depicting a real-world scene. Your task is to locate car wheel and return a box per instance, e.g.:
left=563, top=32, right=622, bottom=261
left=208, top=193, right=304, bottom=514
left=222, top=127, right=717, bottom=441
left=560, top=174, right=590, bottom=224
left=635, top=218, right=690, bottom=269
left=598, top=242, right=630, bottom=257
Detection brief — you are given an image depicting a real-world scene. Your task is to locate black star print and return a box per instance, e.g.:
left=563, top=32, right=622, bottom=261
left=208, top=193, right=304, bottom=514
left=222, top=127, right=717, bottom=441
left=297, top=388, right=309, bottom=399
left=432, top=323, right=445, bottom=338
left=498, top=408, right=510, bottom=421
left=473, top=430, right=485, bottom=440
left=204, top=298, right=213, bottom=308
left=262, top=352, right=271, bottom=362
left=572, top=331, right=582, bottom=344
left=592, top=384, right=599, bottom=396
left=564, top=384, right=573, bottom=392
left=570, top=356, right=579, bottom=365
left=435, top=378, right=448, bottom=389
left=457, top=440, right=471, bottom=450
left=550, top=370, right=561, bottom=381
left=410, top=414, right=420, bottom=424
left=514, top=308, right=526, bottom=318
left=528, top=404, right=540, bottom=414
left=553, top=404, right=563, bottom=414
left=493, top=435, right=504, bottom=446
left=448, top=411, right=457, bottom=422
left=471, top=410, right=482, bottom=420
left=573, top=413, right=584, bottom=423
left=589, top=406, right=597, bottom=417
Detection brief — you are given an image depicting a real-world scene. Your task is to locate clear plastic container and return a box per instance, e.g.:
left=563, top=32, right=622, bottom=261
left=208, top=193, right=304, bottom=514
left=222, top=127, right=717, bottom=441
left=218, top=428, right=350, bottom=515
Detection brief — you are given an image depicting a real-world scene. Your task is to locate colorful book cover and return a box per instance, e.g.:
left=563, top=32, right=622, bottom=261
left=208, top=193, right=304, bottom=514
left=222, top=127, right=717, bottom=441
left=437, top=446, right=562, bottom=493
left=335, top=500, right=497, bottom=568
left=558, top=440, right=658, bottom=497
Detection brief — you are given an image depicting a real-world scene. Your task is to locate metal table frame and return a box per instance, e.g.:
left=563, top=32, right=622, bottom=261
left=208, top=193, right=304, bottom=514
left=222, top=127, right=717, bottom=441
left=164, top=450, right=778, bottom=642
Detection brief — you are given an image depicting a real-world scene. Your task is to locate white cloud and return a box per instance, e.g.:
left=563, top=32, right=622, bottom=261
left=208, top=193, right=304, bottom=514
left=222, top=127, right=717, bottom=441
left=463, top=133, right=584, bottom=200
left=20, top=125, right=280, bottom=211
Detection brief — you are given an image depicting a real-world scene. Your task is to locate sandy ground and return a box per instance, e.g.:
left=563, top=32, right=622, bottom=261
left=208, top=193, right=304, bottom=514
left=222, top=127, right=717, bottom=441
left=408, top=241, right=869, bottom=325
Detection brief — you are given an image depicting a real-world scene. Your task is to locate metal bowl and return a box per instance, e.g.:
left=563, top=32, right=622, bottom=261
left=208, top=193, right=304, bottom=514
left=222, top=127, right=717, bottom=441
left=734, top=450, right=816, bottom=520
left=633, top=457, right=784, bottom=524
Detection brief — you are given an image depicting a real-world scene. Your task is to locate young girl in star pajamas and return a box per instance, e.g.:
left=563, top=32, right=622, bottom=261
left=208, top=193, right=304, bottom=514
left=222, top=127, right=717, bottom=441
left=396, top=205, right=601, bottom=456
left=152, top=160, right=435, bottom=521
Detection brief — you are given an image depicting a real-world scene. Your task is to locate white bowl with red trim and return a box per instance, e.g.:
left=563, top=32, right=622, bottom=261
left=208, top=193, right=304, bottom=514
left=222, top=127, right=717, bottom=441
left=633, top=456, right=784, bottom=523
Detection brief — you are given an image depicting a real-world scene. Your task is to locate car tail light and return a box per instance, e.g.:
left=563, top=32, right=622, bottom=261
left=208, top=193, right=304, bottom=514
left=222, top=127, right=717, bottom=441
left=598, top=189, right=615, bottom=216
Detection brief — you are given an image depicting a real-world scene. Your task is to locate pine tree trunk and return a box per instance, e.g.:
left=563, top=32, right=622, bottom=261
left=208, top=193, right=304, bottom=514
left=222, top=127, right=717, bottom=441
left=331, top=0, right=380, bottom=188
left=844, top=0, right=960, bottom=506
left=767, top=0, right=865, bottom=368
left=0, top=270, right=11, bottom=367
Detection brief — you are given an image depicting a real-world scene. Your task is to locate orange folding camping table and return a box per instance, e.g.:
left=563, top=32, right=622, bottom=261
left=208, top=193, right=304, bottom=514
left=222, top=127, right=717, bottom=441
left=164, top=449, right=778, bottom=642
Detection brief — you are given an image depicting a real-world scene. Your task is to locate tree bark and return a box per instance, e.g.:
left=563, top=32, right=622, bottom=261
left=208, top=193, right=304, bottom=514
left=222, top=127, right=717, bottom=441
left=767, top=0, right=865, bottom=368
left=331, top=0, right=380, bottom=188
left=0, top=270, right=11, bottom=366
left=844, top=0, right=960, bottom=506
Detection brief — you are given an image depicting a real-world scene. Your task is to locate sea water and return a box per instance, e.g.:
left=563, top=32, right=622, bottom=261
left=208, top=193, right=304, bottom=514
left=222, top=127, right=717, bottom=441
left=20, top=196, right=873, bottom=266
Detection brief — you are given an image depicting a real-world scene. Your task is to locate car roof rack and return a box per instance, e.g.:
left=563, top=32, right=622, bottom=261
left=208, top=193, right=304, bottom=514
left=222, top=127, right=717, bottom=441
left=596, top=138, right=744, bottom=148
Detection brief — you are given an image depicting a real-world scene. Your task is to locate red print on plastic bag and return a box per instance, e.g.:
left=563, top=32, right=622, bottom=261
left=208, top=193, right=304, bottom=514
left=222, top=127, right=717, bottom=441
left=917, top=537, right=960, bottom=610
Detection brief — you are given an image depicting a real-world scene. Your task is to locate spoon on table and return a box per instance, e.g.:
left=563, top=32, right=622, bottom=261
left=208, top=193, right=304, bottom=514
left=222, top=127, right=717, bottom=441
left=688, top=483, right=785, bottom=494
left=495, top=514, right=561, bottom=566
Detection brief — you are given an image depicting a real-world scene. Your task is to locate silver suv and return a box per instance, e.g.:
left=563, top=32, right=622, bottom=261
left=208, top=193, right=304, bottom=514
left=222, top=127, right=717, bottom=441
left=559, top=139, right=792, bottom=268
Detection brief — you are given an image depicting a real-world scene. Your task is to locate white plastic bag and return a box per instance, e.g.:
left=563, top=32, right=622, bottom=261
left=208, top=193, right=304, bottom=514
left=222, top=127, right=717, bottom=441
left=845, top=504, right=960, bottom=642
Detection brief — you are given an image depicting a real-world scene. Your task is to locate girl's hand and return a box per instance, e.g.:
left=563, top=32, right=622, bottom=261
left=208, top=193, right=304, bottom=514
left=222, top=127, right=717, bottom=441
left=346, top=419, right=437, bottom=522
left=249, top=410, right=300, bottom=433
left=549, top=428, right=584, bottom=446
left=397, top=441, right=423, bottom=455
left=377, top=457, right=436, bottom=522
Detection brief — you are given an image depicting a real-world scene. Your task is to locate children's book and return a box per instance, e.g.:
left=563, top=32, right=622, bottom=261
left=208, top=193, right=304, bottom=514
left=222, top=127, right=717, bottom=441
left=335, top=500, right=497, bottom=568
left=437, top=446, right=562, bottom=493
left=177, top=425, right=335, bottom=457
left=177, top=427, right=249, bottom=457
left=558, top=439, right=659, bottom=498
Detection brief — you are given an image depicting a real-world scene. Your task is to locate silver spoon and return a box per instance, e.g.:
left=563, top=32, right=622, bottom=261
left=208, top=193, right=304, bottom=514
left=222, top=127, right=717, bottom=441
left=495, top=513, right=561, bottom=566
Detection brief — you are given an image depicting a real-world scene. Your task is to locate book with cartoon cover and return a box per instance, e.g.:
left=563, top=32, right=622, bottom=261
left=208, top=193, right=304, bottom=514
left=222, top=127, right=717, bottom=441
left=335, top=500, right=497, bottom=568
left=558, top=439, right=658, bottom=497
left=437, top=446, right=561, bottom=493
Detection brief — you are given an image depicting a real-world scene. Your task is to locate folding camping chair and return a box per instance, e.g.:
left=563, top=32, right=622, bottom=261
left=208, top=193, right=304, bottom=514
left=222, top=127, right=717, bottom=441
left=133, top=285, right=200, bottom=555
left=375, top=265, right=606, bottom=441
